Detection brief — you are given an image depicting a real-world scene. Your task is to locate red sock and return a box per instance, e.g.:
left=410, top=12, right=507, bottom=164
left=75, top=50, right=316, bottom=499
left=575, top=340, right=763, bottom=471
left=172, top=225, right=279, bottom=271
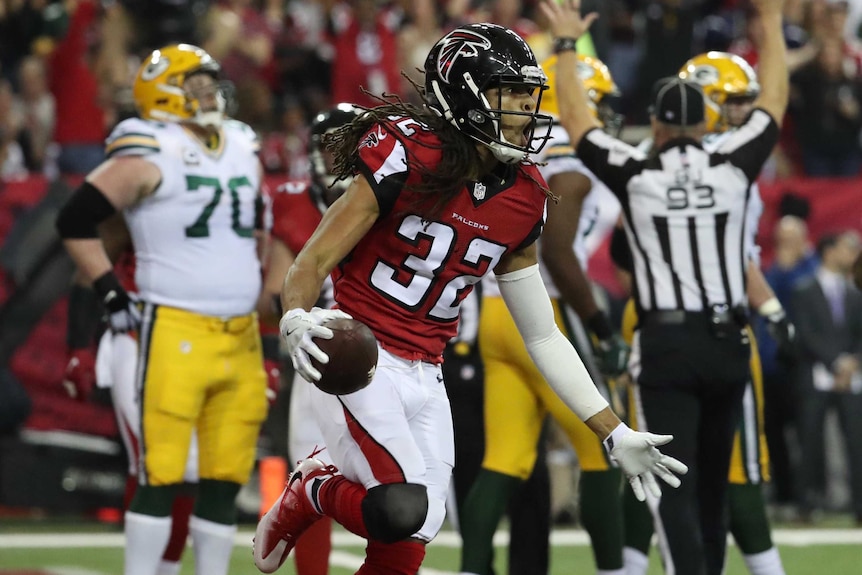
left=356, top=540, right=426, bottom=575
left=316, top=475, right=369, bottom=538
left=294, top=516, right=332, bottom=575
left=162, top=493, right=194, bottom=562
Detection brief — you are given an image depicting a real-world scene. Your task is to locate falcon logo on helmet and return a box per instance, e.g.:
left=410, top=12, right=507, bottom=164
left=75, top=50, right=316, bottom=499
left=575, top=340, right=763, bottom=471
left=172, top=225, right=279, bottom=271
left=437, top=30, right=492, bottom=84
left=424, top=23, right=553, bottom=164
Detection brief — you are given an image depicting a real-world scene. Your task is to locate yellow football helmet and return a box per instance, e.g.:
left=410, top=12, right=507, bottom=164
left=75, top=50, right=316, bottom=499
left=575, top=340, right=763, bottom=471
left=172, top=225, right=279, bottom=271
left=678, top=51, right=760, bottom=133
left=541, top=53, right=621, bottom=132
left=133, top=44, right=227, bottom=127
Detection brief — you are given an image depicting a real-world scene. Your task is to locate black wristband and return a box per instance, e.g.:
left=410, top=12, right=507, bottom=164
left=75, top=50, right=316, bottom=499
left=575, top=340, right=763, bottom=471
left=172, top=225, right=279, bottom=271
left=93, top=271, right=128, bottom=313
left=586, top=311, right=613, bottom=341
left=553, top=37, right=579, bottom=55
left=67, top=284, right=101, bottom=349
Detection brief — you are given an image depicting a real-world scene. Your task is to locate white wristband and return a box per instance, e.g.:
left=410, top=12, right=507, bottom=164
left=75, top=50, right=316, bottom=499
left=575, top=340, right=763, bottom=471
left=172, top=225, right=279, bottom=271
left=757, top=297, right=783, bottom=317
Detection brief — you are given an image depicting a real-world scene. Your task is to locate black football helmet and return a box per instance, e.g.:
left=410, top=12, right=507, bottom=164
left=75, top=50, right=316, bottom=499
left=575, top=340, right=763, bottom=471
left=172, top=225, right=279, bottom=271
left=424, top=23, right=553, bottom=164
left=309, top=103, right=363, bottom=208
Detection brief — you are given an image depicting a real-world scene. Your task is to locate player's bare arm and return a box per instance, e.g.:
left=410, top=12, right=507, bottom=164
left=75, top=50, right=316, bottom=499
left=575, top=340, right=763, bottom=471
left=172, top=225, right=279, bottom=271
left=279, top=173, right=379, bottom=383
left=538, top=0, right=601, bottom=148
left=747, top=260, right=777, bottom=310
left=61, top=157, right=161, bottom=282
left=540, top=171, right=603, bottom=320
left=281, top=173, right=380, bottom=312
left=750, top=0, right=789, bottom=127
left=258, top=238, right=295, bottom=327
left=70, top=213, right=133, bottom=288
left=749, top=259, right=796, bottom=352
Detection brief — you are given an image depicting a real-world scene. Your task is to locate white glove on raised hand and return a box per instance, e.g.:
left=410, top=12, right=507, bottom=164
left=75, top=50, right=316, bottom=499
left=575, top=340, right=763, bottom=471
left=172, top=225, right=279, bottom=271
left=603, top=423, right=689, bottom=501
left=279, top=307, right=353, bottom=383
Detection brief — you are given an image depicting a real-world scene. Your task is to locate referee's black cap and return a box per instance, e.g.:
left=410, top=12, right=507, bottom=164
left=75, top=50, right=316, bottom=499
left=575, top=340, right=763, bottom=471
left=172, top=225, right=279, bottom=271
left=649, top=77, right=706, bottom=127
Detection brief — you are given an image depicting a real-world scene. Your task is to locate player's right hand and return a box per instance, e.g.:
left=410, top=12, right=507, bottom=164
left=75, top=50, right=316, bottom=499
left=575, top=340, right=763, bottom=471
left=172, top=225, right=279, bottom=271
left=104, top=290, right=141, bottom=333
left=94, top=271, right=140, bottom=333
left=62, top=348, right=97, bottom=401
left=279, top=307, right=352, bottom=383
left=603, top=423, right=689, bottom=501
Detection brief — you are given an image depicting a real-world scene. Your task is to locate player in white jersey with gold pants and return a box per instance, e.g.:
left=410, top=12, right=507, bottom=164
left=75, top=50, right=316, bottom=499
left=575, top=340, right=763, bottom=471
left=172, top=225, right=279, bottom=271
left=56, top=45, right=269, bottom=575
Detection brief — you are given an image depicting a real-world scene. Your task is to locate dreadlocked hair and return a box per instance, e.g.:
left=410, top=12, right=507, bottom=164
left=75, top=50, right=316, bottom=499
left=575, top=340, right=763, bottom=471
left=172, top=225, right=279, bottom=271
left=325, top=83, right=556, bottom=220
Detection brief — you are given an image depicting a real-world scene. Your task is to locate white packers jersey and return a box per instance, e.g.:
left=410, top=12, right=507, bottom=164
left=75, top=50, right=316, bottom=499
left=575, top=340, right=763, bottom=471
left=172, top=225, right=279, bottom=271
left=534, top=123, right=620, bottom=299
left=106, top=118, right=262, bottom=317
left=483, top=123, right=621, bottom=299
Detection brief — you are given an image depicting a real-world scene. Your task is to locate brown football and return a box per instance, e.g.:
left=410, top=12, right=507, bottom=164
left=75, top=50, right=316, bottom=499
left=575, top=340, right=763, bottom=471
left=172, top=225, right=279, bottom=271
left=310, top=318, right=379, bottom=395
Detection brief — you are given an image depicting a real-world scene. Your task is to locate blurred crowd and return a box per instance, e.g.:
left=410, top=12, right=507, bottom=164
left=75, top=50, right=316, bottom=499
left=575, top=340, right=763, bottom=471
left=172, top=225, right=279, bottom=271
left=4, top=0, right=862, bottom=181
left=2, top=0, right=862, bottom=526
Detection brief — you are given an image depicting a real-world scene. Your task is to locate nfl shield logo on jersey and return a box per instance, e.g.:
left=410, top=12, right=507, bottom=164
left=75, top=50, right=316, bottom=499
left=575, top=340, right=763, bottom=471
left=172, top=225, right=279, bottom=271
left=473, top=182, right=486, bottom=200
left=183, top=148, right=201, bottom=165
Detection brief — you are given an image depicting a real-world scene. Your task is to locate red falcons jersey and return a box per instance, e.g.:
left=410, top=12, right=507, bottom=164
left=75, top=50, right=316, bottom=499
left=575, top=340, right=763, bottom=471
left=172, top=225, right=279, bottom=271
left=271, top=180, right=323, bottom=255
left=334, top=116, right=548, bottom=362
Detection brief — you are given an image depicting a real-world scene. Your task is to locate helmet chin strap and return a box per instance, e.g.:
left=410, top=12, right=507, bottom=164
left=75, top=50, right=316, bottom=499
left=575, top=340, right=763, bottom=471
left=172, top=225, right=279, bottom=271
left=191, top=93, right=226, bottom=128
left=430, top=80, right=459, bottom=128
left=486, top=139, right=527, bottom=164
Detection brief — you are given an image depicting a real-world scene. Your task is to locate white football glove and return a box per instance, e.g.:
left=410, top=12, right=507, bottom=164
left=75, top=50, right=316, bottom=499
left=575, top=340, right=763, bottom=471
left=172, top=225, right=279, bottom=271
left=603, top=423, right=689, bottom=502
left=279, top=307, right=353, bottom=383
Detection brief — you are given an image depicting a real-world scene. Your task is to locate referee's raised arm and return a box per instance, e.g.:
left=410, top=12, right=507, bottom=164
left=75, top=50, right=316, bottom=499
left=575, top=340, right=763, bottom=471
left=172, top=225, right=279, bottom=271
left=750, top=0, right=789, bottom=127
left=538, top=0, right=600, bottom=148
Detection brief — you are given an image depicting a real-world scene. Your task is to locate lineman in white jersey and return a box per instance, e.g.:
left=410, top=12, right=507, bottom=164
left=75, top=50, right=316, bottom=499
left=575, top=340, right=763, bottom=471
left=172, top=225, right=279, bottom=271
left=56, top=44, right=269, bottom=575
left=459, top=53, right=632, bottom=575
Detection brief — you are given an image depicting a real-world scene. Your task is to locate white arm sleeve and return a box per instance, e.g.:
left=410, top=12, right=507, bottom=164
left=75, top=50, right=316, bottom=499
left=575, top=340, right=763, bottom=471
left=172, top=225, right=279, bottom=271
left=496, top=264, right=609, bottom=421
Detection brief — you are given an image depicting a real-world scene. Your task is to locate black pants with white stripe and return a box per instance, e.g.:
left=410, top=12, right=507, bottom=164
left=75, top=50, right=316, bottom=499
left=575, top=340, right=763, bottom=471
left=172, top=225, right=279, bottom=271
left=635, top=315, right=749, bottom=575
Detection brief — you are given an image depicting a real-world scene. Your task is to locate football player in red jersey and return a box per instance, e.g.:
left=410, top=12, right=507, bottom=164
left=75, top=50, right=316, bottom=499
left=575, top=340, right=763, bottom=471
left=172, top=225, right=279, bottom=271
left=259, top=103, right=363, bottom=575
left=254, top=23, right=688, bottom=575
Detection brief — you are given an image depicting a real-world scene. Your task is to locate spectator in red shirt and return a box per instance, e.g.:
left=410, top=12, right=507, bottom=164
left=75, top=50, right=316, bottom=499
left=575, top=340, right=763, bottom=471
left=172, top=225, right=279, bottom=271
left=49, top=0, right=108, bottom=175
left=327, top=0, right=403, bottom=108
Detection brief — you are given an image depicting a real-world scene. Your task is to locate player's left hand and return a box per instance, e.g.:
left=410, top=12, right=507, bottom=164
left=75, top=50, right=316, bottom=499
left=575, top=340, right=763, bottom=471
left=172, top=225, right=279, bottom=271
left=280, top=307, right=352, bottom=383
left=603, top=423, right=688, bottom=501
left=595, top=334, right=630, bottom=377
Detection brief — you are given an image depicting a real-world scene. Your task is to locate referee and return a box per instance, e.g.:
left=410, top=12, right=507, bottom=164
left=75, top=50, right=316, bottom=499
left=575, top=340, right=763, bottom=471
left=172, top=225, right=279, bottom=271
left=539, top=0, right=788, bottom=573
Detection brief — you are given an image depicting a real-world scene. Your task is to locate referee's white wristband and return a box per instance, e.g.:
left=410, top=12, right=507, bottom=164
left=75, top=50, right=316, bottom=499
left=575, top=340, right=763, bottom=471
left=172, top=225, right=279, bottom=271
left=757, top=297, right=783, bottom=317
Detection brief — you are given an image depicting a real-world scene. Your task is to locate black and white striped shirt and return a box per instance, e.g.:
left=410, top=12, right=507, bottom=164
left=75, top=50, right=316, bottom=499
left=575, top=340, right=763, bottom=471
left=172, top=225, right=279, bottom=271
left=576, top=109, right=779, bottom=313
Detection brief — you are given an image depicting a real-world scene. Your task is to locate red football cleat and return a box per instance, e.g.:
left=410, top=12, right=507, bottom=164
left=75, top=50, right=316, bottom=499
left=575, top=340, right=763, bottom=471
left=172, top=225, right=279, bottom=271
left=253, top=457, right=338, bottom=573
